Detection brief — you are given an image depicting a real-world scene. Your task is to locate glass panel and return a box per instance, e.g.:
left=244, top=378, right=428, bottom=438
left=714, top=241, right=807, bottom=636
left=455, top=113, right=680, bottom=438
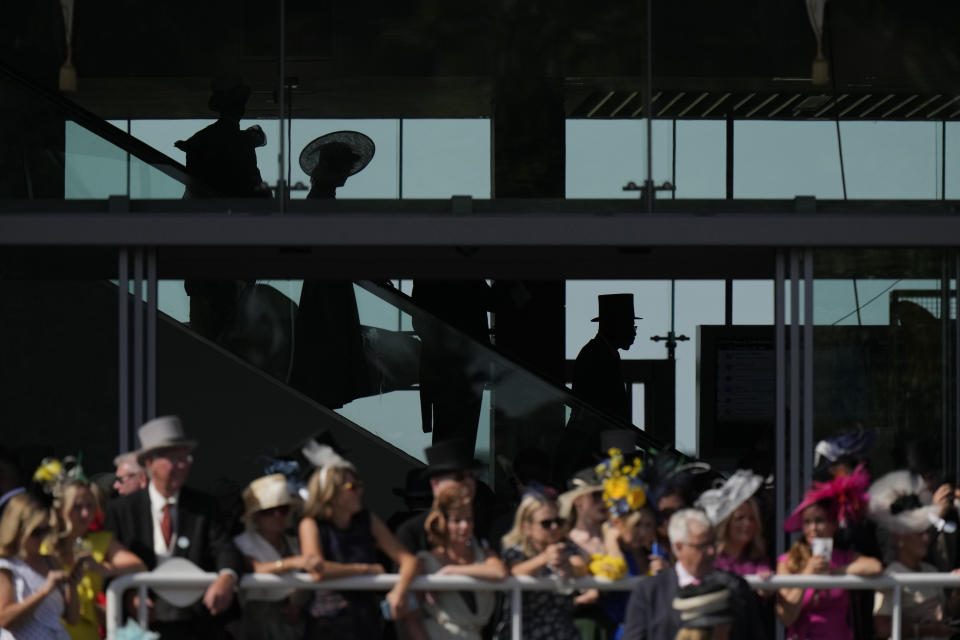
left=813, top=250, right=954, bottom=478
left=401, top=119, right=491, bottom=198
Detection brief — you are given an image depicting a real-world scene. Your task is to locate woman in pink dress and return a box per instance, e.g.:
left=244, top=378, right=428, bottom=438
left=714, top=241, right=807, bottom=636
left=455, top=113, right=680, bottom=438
left=695, top=470, right=772, bottom=578
left=775, top=464, right=883, bottom=640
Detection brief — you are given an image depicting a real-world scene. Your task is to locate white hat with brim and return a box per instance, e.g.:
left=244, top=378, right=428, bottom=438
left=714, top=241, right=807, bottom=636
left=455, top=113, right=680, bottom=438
left=558, top=468, right=604, bottom=520
left=135, top=416, right=197, bottom=464
left=694, top=469, right=764, bottom=527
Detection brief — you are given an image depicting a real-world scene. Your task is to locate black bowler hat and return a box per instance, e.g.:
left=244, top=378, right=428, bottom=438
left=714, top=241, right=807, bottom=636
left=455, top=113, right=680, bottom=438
left=591, top=294, right=643, bottom=322
left=422, top=439, right=483, bottom=479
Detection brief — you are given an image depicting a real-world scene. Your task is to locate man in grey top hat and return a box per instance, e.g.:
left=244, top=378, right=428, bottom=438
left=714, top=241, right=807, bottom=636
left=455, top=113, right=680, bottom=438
left=105, top=415, right=244, bottom=639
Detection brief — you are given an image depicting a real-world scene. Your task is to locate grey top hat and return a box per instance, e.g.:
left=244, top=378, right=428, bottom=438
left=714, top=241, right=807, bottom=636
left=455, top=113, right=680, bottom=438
left=591, top=294, right=643, bottom=322
left=673, top=583, right=735, bottom=629
left=136, top=416, right=197, bottom=463
left=299, top=131, right=375, bottom=177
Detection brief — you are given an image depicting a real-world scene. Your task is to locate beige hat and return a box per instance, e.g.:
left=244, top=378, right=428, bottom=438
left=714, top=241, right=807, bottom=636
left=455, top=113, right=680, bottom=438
left=242, top=474, right=293, bottom=522
left=558, top=467, right=604, bottom=519
left=135, top=416, right=197, bottom=463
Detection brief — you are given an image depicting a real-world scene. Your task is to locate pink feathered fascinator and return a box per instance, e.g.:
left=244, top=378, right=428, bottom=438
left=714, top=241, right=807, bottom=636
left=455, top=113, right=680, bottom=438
left=784, top=463, right=870, bottom=532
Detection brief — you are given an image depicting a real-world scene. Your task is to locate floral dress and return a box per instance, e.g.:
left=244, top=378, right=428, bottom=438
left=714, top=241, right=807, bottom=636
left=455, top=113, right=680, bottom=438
left=495, top=544, right=580, bottom=640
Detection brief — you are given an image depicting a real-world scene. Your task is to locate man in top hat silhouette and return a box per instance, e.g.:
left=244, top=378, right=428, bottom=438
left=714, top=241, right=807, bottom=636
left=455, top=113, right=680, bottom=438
left=554, top=294, right=640, bottom=486
left=105, top=416, right=244, bottom=639
left=573, top=293, right=640, bottom=422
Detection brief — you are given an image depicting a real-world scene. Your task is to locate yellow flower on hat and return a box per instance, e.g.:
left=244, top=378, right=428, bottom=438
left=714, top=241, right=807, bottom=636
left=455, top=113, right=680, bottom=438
left=33, top=459, right=62, bottom=483
left=605, top=476, right=630, bottom=501
left=627, top=486, right=647, bottom=510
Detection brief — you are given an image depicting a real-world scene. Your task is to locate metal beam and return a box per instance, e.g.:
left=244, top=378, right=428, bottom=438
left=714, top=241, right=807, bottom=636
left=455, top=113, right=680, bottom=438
left=5, top=211, right=960, bottom=247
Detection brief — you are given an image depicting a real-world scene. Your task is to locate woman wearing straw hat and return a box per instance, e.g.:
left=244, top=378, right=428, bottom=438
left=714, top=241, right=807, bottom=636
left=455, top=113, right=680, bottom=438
left=869, top=470, right=960, bottom=639
left=233, top=474, right=321, bottom=640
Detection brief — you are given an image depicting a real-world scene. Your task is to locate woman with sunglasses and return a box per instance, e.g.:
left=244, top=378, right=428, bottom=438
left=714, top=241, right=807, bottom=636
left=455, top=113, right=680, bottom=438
left=496, top=492, right=586, bottom=640
left=0, top=491, right=79, bottom=639
left=44, top=479, right=145, bottom=640
left=299, top=446, right=420, bottom=639
left=233, top=474, right=321, bottom=640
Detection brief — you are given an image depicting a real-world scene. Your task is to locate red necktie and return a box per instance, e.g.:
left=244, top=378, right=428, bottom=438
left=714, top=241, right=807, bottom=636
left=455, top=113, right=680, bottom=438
left=160, top=503, right=173, bottom=547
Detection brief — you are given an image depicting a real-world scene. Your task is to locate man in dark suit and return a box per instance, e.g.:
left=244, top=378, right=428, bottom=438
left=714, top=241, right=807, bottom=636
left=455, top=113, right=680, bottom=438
left=105, top=416, right=243, bottom=640
left=621, top=508, right=766, bottom=640
left=556, top=293, right=640, bottom=485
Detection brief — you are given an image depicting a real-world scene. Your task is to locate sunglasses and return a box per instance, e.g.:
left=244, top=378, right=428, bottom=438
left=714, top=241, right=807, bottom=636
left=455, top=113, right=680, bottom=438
left=538, top=518, right=565, bottom=529
left=260, top=505, right=290, bottom=516
left=29, top=527, right=52, bottom=539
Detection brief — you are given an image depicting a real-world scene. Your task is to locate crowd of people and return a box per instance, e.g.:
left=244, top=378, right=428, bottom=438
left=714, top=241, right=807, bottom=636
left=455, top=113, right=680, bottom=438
left=2, top=419, right=960, bottom=640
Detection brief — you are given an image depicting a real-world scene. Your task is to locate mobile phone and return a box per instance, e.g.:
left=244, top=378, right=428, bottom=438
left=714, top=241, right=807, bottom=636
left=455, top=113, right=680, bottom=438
left=380, top=594, right=419, bottom=620
left=651, top=541, right=669, bottom=560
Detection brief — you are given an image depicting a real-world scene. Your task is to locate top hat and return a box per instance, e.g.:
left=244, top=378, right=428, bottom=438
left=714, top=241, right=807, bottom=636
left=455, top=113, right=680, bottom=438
left=208, top=76, right=252, bottom=113
left=422, top=440, right=483, bottom=479
left=242, top=474, right=294, bottom=522
left=135, top=416, right=197, bottom=463
left=299, top=131, right=375, bottom=177
left=591, top=294, right=642, bottom=323
left=672, top=584, right=735, bottom=629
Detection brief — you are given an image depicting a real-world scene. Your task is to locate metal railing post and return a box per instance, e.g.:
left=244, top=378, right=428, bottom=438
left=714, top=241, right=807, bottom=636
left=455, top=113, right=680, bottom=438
left=138, top=585, right=149, bottom=628
left=891, top=584, right=902, bottom=640
left=511, top=580, right=522, bottom=640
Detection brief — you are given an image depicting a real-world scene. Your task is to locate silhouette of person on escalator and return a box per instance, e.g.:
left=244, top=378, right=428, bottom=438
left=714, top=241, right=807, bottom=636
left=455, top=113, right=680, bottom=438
left=288, top=131, right=376, bottom=409
left=175, top=76, right=270, bottom=199
left=556, top=293, right=640, bottom=484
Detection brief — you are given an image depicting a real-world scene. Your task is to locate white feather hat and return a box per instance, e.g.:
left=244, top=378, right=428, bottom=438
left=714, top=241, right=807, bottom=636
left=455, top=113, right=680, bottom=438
left=867, top=470, right=939, bottom=534
left=694, top=469, right=764, bottom=527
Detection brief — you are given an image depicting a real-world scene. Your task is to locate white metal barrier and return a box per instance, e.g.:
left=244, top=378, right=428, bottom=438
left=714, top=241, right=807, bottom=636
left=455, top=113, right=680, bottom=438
left=105, top=571, right=960, bottom=640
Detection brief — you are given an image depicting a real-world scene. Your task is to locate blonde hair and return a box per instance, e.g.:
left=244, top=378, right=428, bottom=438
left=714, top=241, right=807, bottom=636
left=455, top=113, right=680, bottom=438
left=425, top=484, right=472, bottom=548
left=785, top=537, right=812, bottom=575
left=501, top=493, right=557, bottom=558
left=715, top=497, right=766, bottom=562
left=0, top=493, right=53, bottom=558
left=57, top=480, right=99, bottom=540
left=303, top=466, right=352, bottom=521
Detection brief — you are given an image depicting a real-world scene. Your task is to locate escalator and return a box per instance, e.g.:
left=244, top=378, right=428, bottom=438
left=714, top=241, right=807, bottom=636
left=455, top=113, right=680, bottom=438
left=0, top=59, right=686, bottom=517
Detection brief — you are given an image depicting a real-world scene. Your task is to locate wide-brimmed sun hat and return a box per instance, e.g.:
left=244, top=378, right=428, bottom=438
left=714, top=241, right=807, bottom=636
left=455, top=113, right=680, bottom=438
left=242, top=474, right=294, bottom=522
left=299, top=131, right=375, bottom=177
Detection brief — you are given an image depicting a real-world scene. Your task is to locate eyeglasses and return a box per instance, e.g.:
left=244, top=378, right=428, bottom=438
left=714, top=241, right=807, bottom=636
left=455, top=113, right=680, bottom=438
left=114, top=473, right=138, bottom=484
left=153, top=450, right=194, bottom=464
left=342, top=480, right=364, bottom=492
left=680, top=540, right=716, bottom=552
left=538, top=518, right=565, bottom=529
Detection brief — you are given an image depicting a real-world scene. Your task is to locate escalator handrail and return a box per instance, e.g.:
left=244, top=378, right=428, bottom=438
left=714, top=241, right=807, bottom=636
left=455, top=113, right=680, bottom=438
left=0, top=60, right=197, bottom=190
left=355, top=280, right=687, bottom=459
